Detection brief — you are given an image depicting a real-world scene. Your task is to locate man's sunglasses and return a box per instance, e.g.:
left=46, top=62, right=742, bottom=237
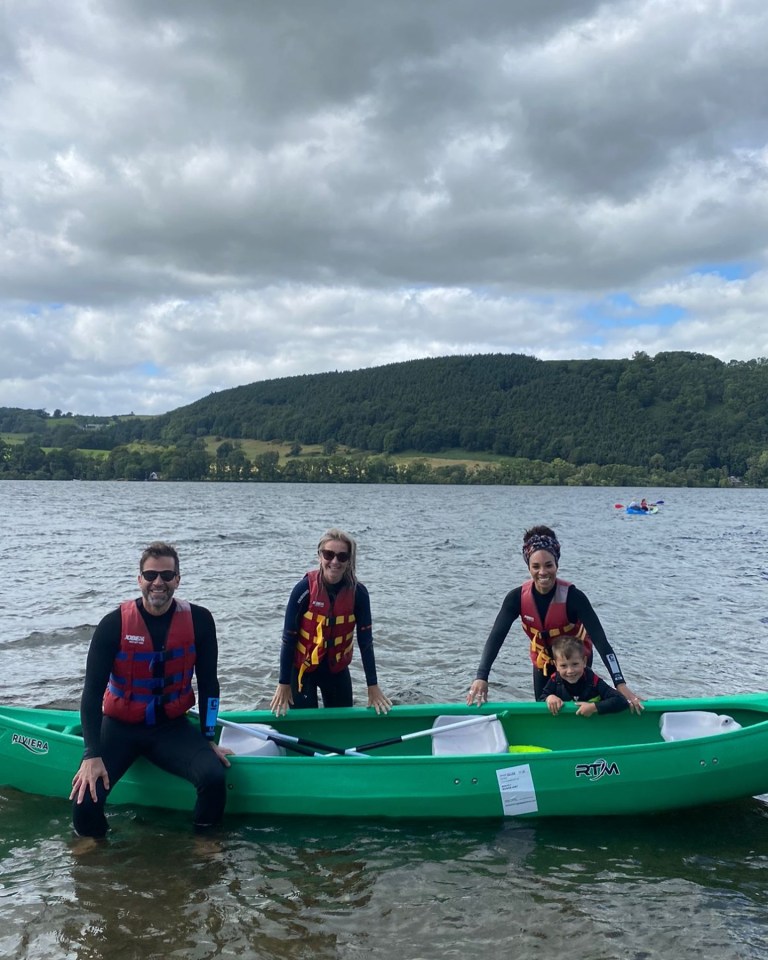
left=319, top=549, right=350, bottom=563
left=141, top=570, right=178, bottom=582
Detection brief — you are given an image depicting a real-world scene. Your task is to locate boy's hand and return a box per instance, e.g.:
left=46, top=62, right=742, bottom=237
left=575, top=702, right=598, bottom=717
left=546, top=695, right=563, bottom=716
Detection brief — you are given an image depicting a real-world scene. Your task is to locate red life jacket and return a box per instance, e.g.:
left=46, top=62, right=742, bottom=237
left=519, top=578, right=593, bottom=676
left=293, top=569, right=356, bottom=690
left=102, top=599, right=196, bottom=724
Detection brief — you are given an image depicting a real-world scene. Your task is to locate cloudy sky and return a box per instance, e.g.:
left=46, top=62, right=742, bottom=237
left=2, top=0, right=768, bottom=416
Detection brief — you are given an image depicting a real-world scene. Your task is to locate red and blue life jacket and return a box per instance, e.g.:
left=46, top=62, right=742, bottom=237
left=102, top=599, right=196, bottom=724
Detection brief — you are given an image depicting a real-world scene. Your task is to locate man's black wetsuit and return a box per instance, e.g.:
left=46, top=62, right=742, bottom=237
left=73, top=598, right=225, bottom=837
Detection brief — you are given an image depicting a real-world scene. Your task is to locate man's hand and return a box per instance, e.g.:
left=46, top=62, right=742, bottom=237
left=210, top=741, right=233, bottom=767
left=70, top=757, right=110, bottom=804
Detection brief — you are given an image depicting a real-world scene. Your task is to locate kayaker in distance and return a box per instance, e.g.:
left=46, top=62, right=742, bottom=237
left=270, top=527, right=392, bottom=716
left=466, top=525, right=643, bottom=713
left=539, top=636, right=630, bottom=716
left=70, top=541, right=232, bottom=839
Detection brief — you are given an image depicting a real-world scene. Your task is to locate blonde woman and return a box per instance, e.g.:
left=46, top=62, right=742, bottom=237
left=270, top=528, right=391, bottom=716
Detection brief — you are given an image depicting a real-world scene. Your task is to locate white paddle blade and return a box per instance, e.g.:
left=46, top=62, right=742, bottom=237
left=219, top=723, right=286, bottom=757
left=431, top=715, right=509, bottom=756
left=660, top=711, right=741, bottom=743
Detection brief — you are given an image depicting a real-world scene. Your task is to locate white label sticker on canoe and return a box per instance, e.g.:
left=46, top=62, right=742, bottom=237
left=496, top=764, right=538, bottom=816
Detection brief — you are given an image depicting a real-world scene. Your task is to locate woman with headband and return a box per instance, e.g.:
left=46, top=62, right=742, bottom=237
left=270, top=527, right=392, bottom=716
left=467, top=525, right=643, bottom=713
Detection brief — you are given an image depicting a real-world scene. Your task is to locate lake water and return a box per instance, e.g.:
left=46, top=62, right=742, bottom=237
left=1, top=480, right=767, bottom=959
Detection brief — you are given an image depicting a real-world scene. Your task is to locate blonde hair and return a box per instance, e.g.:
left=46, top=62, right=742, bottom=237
left=317, top=527, right=357, bottom=589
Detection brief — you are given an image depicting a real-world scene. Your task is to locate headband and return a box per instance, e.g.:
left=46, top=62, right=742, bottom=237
left=522, top=533, right=560, bottom=566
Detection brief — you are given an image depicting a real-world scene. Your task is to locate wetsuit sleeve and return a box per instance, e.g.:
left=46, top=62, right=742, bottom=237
left=79, top=607, right=122, bottom=759
left=354, top=582, right=378, bottom=687
left=278, top=578, right=310, bottom=684
left=566, top=586, right=626, bottom=687
left=594, top=676, right=630, bottom=714
left=192, top=605, right=221, bottom=740
left=538, top=675, right=558, bottom=701
left=474, top=587, right=522, bottom=681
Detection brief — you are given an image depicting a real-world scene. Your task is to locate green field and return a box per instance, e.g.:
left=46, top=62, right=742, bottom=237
left=200, top=437, right=495, bottom=469
left=2, top=431, right=509, bottom=471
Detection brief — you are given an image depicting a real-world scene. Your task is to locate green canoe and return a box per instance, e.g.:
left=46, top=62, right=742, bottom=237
left=2, top=695, right=768, bottom=820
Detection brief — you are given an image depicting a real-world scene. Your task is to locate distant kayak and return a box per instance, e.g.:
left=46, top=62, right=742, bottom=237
left=614, top=499, right=664, bottom=515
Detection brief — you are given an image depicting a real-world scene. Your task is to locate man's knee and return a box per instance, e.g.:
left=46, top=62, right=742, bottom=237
left=72, top=783, right=110, bottom=838
left=193, top=756, right=227, bottom=828
left=200, top=760, right=227, bottom=792
left=190, top=745, right=227, bottom=792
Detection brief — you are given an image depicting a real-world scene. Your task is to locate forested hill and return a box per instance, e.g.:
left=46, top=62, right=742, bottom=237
left=146, top=351, right=767, bottom=476
left=3, top=351, right=768, bottom=483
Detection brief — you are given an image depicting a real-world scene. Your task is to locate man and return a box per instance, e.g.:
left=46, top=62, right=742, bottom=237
left=70, top=541, right=231, bottom=837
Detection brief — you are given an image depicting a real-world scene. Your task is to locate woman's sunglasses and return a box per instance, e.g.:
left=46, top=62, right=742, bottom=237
left=319, top=549, right=350, bottom=563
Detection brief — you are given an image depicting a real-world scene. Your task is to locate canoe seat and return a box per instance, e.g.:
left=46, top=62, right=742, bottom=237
left=660, top=711, right=742, bottom=743
left=219, top=724, right=286, bottom=757
left=431, top=716, right=509, bottom=756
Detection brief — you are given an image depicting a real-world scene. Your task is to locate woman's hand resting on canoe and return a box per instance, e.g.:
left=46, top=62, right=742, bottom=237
left=616, top=683, right=644, bottom=715
left=466, top=679, right=489, bottom=706
left=270, top=683, right=293, bottom=717
left=367, top=684, right=392, bottom=714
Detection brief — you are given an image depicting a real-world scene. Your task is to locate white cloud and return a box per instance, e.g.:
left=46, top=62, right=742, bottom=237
left=1, top=0, right=768, bottom=414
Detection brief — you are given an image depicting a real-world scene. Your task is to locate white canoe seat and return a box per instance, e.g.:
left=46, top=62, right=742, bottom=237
left=431, top=715, right=509, bottom=756
left=660, top=711, right=742, bottom=743
left=219, top=723, right=286, bottom=757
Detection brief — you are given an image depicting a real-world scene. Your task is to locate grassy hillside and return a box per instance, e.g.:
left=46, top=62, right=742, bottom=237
left=3, top=351, right=768, bottom=484
left=143, top=351, right=768, bottom=476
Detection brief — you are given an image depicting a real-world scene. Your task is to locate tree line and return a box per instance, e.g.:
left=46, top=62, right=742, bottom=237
left=3, top=350, right=768, bottom=485
left=91, top=351, right=768, bottom=476
left=0, top=435, right=751, bottom=487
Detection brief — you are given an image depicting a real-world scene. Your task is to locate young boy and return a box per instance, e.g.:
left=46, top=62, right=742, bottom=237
left=539, top=636, right=630, bottom=717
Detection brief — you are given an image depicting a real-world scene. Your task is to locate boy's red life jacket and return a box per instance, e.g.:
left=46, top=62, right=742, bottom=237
left=294, top=569, right=356, bottom=690
left=520, top=578, right=593, bottom=676
left=102, top=599, right=196, bottom=725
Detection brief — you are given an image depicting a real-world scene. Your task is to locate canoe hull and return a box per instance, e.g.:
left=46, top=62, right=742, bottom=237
left=2, top=696, right=768, bottom=820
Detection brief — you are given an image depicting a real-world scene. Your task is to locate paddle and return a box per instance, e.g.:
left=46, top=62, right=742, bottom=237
left=193, top=711, right=505, bottom=758
left=189, top=710, right=367, bottom=757
left=351, top=712, right=505, bottom=753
